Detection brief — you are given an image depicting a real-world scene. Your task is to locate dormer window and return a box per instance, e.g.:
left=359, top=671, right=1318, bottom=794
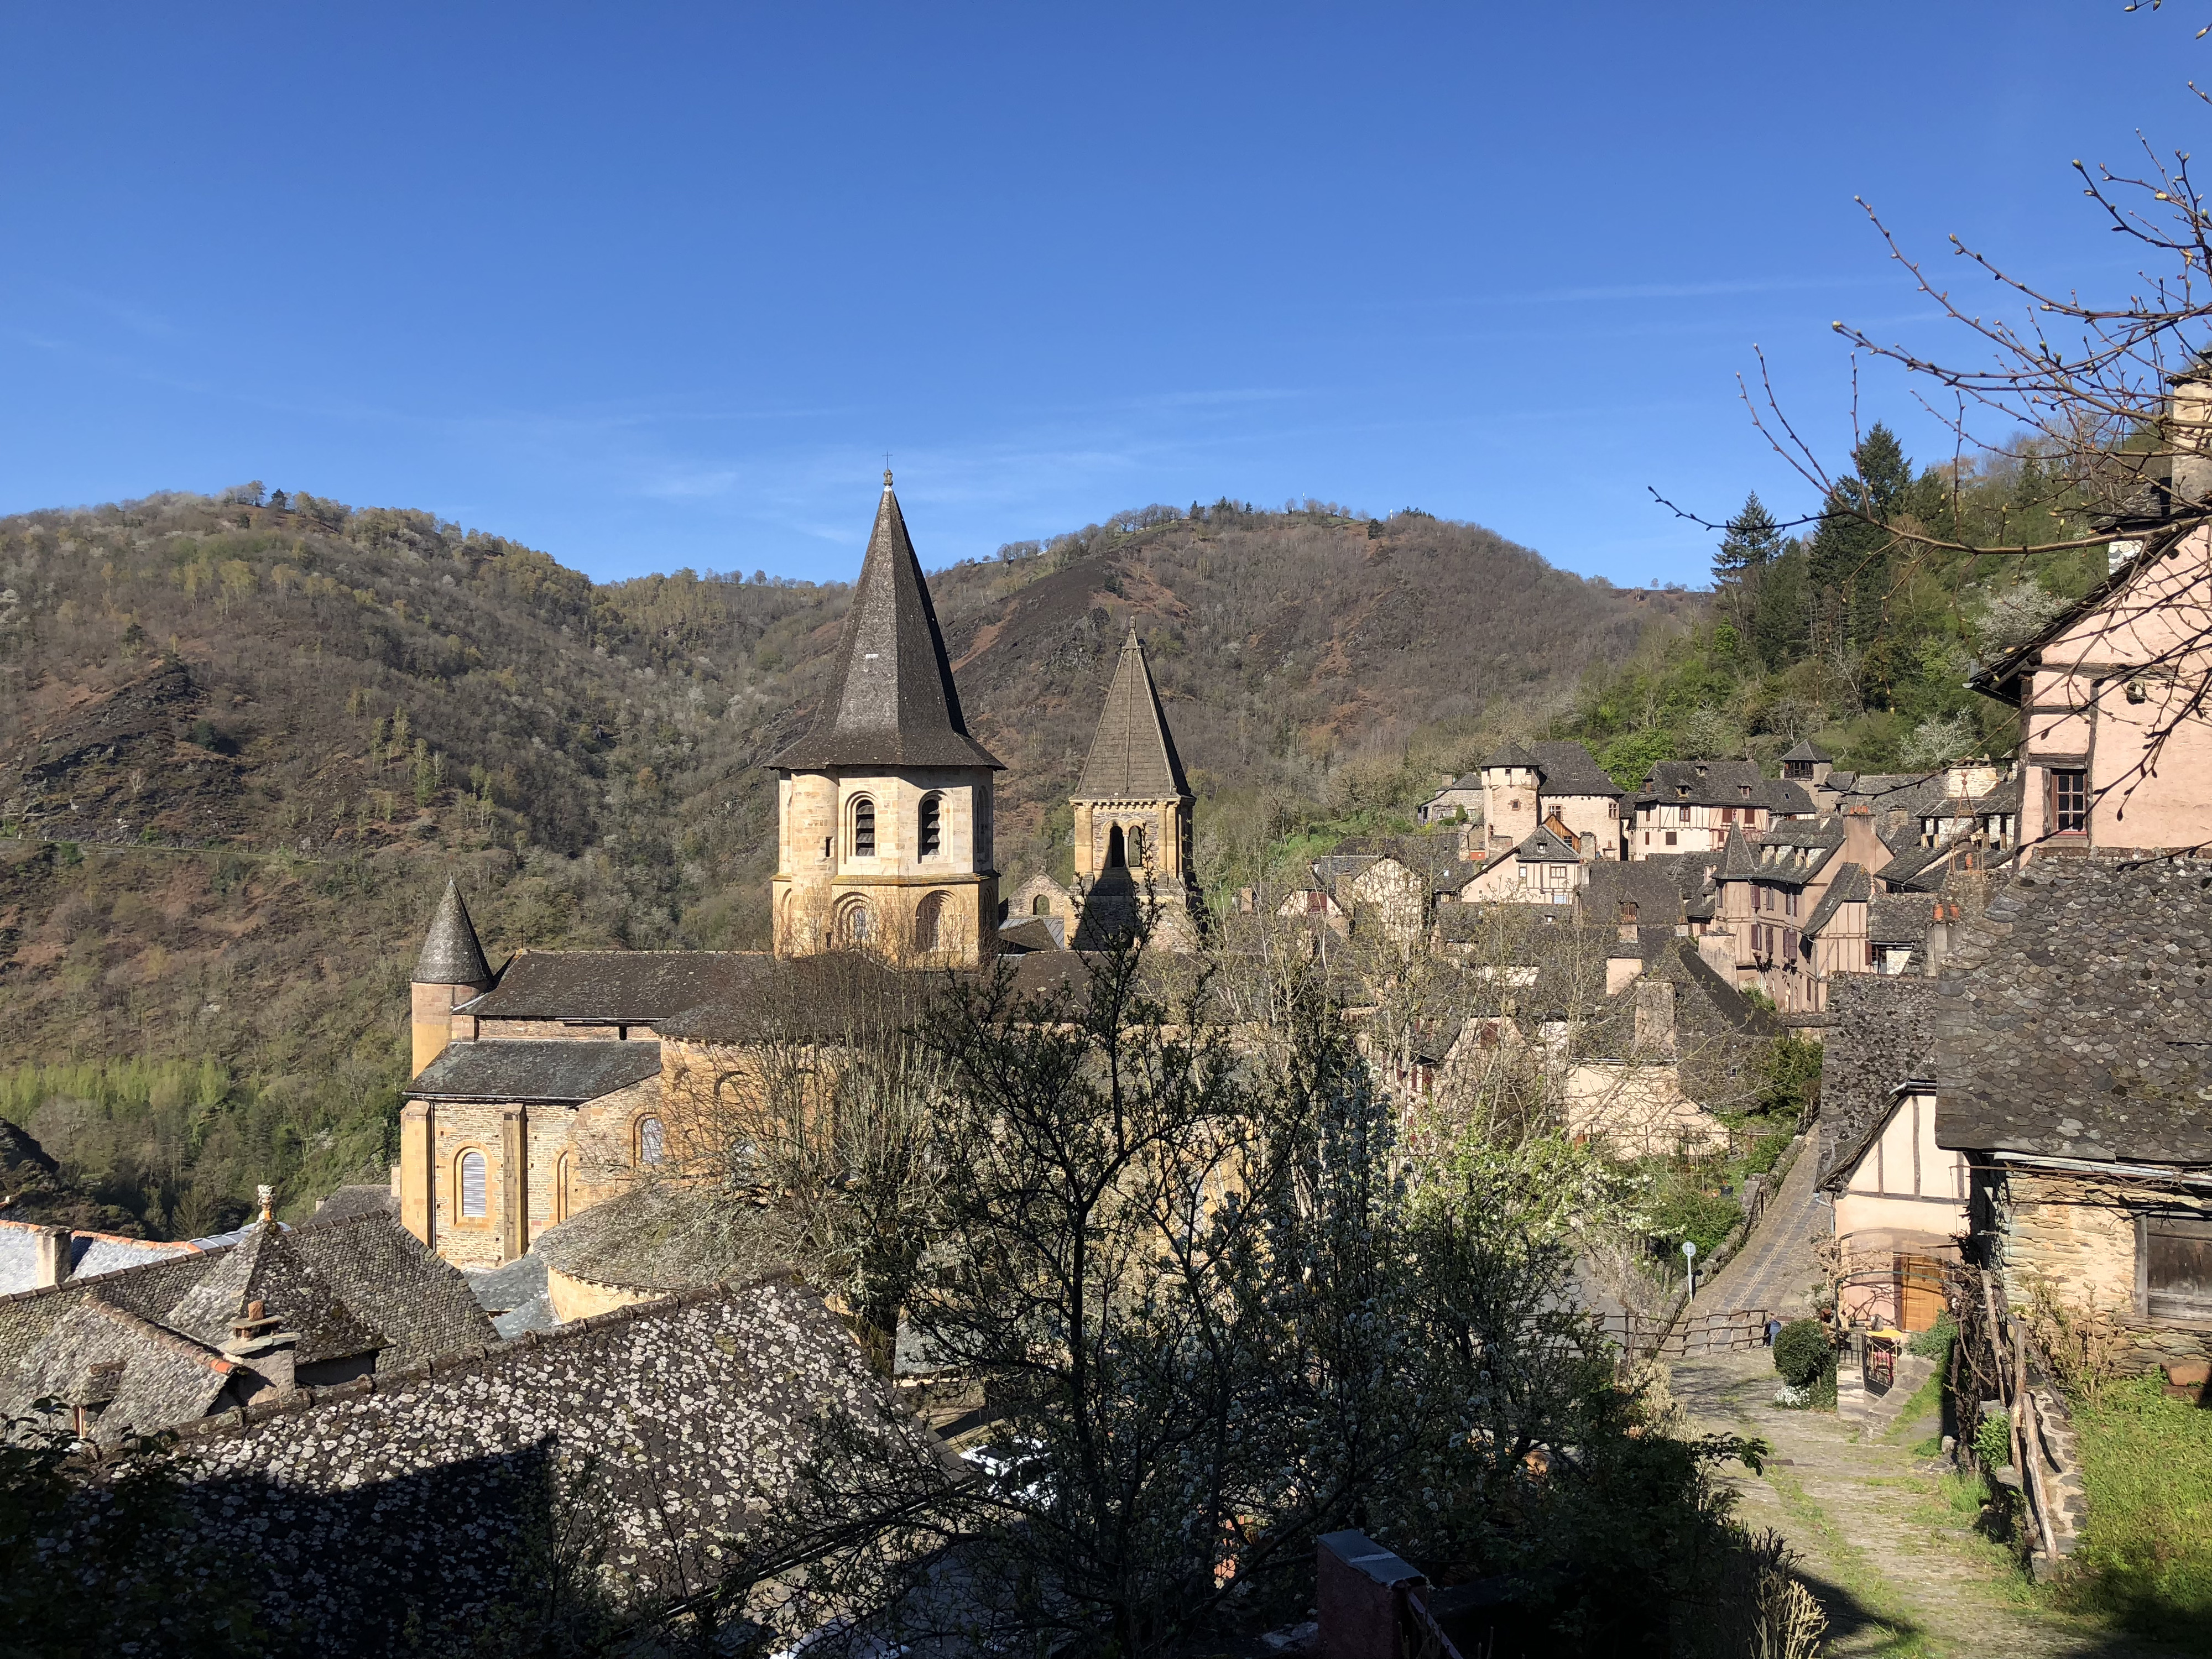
left=1740, top=785, right=1752, bottom=799
left=1677, top=785, right=1689, bottom=798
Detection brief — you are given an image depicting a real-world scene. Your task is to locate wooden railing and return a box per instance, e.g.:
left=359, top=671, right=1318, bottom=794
left=1589, top=1306, right=1772, bottom=1361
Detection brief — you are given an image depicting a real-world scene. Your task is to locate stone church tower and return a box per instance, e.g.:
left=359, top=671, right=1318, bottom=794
left=1071, top=624, right=1199, bottom=947
left=769, top=473, right=1004, bottom=966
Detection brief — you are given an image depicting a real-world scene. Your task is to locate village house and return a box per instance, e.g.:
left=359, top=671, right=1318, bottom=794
left=1704, top=812, right=1889, bottom=1013
left=1934, top=857, right=2211, bottom=1373
left=1455, top=818, right=1588, bottom=907
left=1817, top=975, right=1963, bottom=1332
left=1630, top=759, right=1813, bottom=856
left=1474, top=740, right=1628, bottom=859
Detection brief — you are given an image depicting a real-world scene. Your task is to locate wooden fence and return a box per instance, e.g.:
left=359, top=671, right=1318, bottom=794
left=1589, top=1306, right=1773, bottom=1361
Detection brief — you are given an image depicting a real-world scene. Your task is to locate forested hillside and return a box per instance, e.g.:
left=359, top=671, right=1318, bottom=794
left=0, top=486, right=1688, bottom=1234
left=1551, top=426, right=2112, bottom=785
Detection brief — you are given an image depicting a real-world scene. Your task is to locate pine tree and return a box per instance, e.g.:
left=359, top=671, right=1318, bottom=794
left=1712, top=492, right=1782, bottom=637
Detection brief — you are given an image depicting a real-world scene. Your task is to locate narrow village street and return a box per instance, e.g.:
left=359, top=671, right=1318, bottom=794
left=1671, top=1329, right=2189, bottom=1658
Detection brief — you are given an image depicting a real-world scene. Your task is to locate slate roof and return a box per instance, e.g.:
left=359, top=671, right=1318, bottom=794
left=1072, top=625, right=1191, bottom=801
left=1781, top=739, right=1835, bottom=764
left=533, top=1182, right=775, bottom=1293
left=0, top=1218, right=200, bottom=1296
left=163, top=1222, right=389, bottom=1366
left=1528, top=740, right=1625, bottom=800
left=1934, top=856, right=2212, bottom=1164
left=407, top=1040, right=661, bottom=1105
left=1877, top=835, right=1966, bottom=894
left=1, top=1300, right=237, bottom=1440
left=1324, top=835, right=1482, bottom=894
left=1747, top=818, right=1846, bottom=888
left=1819, top=975, right=1942, bottom=1189
left=1640, top=759, right=1775, bottom=808
left=465, top=1255, right=556, bottom=1338
left=1577, top=936, right=1777, bottom=1060
left=145, top=1276, right=948, bottom=1656
left=1514, top=823, right=1583, bottom=862
left=1802, top=863, right=1872, bottom=936
left=0, top=1210, right=494, bottom=1441
left=1483, top=740, right=1538, bottom=769
left=1580, top=857, right=1708, bottom=928
left=460, top=950, right=758, bottom=1024
left=769, top=477, right=1001, bottom=771
left=997, top=916, right=1065, bottom=953
left=412, top=878, right=492, bottom=988
left=1869, top=893, right=1937, bottom=945
left=1719, top=826, right=1760, bottom=878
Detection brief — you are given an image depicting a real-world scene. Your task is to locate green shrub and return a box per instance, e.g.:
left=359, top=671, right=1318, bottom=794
left=1652, top=1183, right=1740, bottom=1259
left=1774, top=1319, right=1830, bottom=1387
left=1974, top=1405, right=2013, bottom=1468
left=1906, top=1311, right=1956, bottom=1360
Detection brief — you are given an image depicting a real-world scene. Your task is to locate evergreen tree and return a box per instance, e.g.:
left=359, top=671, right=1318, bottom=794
left=1713, top=492, right=1781, bottom=633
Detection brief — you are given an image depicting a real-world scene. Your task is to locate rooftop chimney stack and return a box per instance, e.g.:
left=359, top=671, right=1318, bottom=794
left=1634, top=978, right=1677, bottom=1058
left=2173, top=362, right=2212, bottom=517
left=32, top=1225, right=72, bottom=1290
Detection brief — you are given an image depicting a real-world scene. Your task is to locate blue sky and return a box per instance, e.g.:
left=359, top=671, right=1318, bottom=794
left=3, top=3, right=2206, bottom=587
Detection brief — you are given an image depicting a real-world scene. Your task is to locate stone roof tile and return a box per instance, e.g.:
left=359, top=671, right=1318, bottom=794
left=407, top=1039, right=661, bottom=1104
left=1072, top=626, right=1191, bottom=801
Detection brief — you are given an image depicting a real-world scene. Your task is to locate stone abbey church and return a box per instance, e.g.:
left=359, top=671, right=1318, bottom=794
left=399, top=475, right=1198, bottom=1267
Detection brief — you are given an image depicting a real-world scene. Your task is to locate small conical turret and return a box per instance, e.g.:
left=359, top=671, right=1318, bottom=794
left=1073, top=624, right=1191, bottom=802
left=411, top=879, right=491, bottom=1077
left=414, top=879, right=491, bottom=989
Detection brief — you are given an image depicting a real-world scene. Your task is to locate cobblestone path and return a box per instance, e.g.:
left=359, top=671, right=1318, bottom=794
left=1700, top=1135, right=1823, bottom=1319
left=1669, top=1349, right=2184, bottom=1659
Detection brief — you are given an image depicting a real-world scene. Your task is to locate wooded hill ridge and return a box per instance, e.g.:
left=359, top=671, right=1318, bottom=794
left=0, top=486, right=1691, bottom=1236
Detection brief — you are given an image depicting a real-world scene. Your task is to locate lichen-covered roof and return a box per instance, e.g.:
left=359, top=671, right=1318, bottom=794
left=164, top=1222, right=388, bottom=1366
left=533, top=1182, right=778, bottom=1293
left=0, top=1211, right=493, bottom=1431
left=145, top=1276, right=948, bottom=1656
left=1639, top=759, right=1771, bottom=807
left=407, top=1039, right=661, bottom=1104
left=1483, top=739, right=1538, bottom=770
left=1580, top=857, right=1707, bottom=928
left=1934, top=856, right=2212, bottom=1163
left=1819, top=974, right=1942, bottom=1190
left=1515, top=823, right=1582, bottom=862
left=768, top=478, right=1001, bottom=772
left=411, top=878, right=492, bottom=988
left=1869, top=893, right=1937, bottom=945
left=1877, top=835, right=1966, bottom=894
left=1, top=1300, right=236, bottom=1442
left=1072, top=625, right=1191, bottom=801
left=460, top=949, right=761, bottom=1024
left=1781, top=739, right=1835, bottom=764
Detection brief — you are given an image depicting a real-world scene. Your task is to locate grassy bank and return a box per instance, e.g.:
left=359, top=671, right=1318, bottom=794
left=2052, top=1373, right=2212, bottom=1643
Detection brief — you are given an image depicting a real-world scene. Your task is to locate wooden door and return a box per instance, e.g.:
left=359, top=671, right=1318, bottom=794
left=1896, top=1254, right=1946, bottom=1332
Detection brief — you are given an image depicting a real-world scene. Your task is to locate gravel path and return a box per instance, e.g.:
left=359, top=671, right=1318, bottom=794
left=1669, top=1348, right=2184, bottom=1659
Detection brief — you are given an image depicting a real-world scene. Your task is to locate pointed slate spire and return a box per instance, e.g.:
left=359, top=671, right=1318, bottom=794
left=770, top=474, right=1001, bottom=771
left=1718, top=824, right=1759, bottom=879
left=1073, top=624, right=1192, bottom=801
left=413, top=879, right=492, bottom=988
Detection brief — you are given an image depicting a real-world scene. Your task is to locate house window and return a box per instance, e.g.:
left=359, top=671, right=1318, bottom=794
left=1664, top=831, right=1678, bottom=847
left=637, top=1116, right=665, bottom=1167
left=1721, top=807, right=1735, bottom=825
left=2049, top=769, right=2088, bottom=835
left=852, top=796, right=877, bottom=857
left=1866, top=938, right=1877, bottom=968
left=1786, top=928, right=1801, bottom=957
left=458, top=1150, right=487, bottom=1218
left=1740, top=785, right=1752, bottom=799
left=1786, top=889, right=1800, bottom=919
left=919, top=794, right=942, bottom=858
left=2143, top=1214, right=2212, bottom=1322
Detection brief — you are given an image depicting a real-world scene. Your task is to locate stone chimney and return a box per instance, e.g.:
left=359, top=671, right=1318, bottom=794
left=1617, top=900, right=1640, bottom=943
left=1635, top=978, right=1677, bottom=1058
left=2173, top=361, right=2212, bottom=515
left=1923, top=899, right=1959, bottom=978
left=32, top=1225, right=72, bottom=1290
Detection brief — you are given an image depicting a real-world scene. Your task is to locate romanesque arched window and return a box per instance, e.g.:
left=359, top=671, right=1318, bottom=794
left=1106, top=825, right=1126, bottom=868
left=839, top=898, right=874, bottom=945
left=919, top=793, right=943, bottom=858
left=1127, top=825, right=1146, bottom=867
left=637, top=1115, right=665, bottom=1167
left=555, top=1152, right=573, bottom=1224
left=458, top=1150, right=487, bottom=1219
left=1032, top=893, right=1051, bottom=917
left=851, top=796, right=877, bottom=858
left=914, top=890, right=948, bottom=952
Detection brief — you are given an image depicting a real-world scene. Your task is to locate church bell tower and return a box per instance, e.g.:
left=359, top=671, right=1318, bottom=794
left=768, top=474, right=1003, bottom=966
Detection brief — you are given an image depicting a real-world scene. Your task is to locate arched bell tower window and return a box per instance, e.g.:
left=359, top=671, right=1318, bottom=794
left=851, top=796, right=877, bottom=858
left=919, top=794, right=943, bottom=858
left=1127, top=825, right=1146, bottom=867
left=1106, top=825, right=1125, bottom=868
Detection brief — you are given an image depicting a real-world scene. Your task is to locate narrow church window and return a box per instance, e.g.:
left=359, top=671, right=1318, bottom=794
left=637, top=1116, right=665, bottom=1166
left=1128, top=825, right=1146, bottom=867
left=853, top=797, right=876, bottom=857
left=459, top=1150, right=487, bottom=1218
left=1106, top=825, right=1126, bottom=868
left=920, top=794, right=942, bottom=858
left=555, top=1152, right=573, bottom=1224
left=1032, top=894, right=1051, bottom=916
left=843, top=901, right=873, bottom=943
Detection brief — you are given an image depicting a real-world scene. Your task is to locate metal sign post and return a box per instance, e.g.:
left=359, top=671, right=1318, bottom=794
left=1683, top=1239, right=1698, bottom=1303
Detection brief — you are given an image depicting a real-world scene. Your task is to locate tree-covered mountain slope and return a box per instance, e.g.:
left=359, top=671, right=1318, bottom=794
left=0, top=487, right=1690, bottom=1233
